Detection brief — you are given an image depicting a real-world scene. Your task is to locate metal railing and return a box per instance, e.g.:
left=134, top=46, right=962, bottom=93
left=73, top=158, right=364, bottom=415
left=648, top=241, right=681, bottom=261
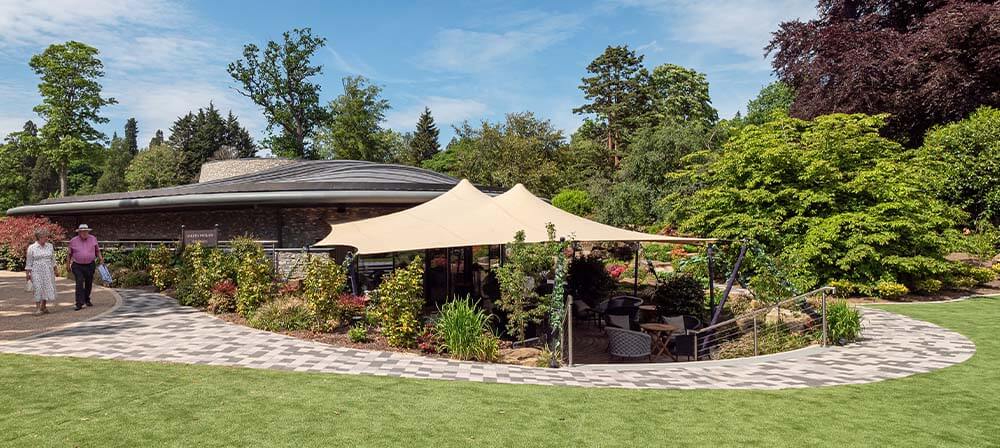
left=690, top=286, right=834, bottom=361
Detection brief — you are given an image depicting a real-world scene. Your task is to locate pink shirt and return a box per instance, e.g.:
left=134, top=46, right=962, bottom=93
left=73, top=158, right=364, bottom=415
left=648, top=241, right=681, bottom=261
left=68, top=235, right=100, bottom=264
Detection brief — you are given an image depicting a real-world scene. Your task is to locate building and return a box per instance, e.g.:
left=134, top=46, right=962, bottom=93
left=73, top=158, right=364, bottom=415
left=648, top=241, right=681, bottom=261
left=5, top=158, right=480, bottom=251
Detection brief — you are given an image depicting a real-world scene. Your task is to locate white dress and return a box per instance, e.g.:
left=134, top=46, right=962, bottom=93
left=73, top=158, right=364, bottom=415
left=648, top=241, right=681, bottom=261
left=26, top=242, right=56, bottom=303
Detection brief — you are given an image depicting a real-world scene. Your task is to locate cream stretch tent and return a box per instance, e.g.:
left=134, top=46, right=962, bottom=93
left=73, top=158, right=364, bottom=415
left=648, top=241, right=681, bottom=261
left=315, top=179, right=713, bottom=254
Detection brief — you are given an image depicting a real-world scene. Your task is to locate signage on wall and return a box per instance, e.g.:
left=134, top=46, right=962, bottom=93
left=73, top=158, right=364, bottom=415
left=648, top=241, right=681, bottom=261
left=182, top=228, right=218, bottom=247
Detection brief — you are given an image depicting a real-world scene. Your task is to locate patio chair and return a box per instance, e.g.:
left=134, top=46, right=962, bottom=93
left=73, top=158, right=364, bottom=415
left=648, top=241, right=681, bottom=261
left=605, top=306, right=639, bottom=331
left=572, top=297, right=602, bottom=326
left=605, top=326, right=652, bottom=361
left=668, top=334, right=697, bottom=361
left=662, top=315, right=703, bottom=335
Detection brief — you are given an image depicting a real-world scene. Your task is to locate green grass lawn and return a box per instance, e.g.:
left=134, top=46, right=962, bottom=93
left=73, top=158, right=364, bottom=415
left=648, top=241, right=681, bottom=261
left=2, top=297, right=999, bottom=447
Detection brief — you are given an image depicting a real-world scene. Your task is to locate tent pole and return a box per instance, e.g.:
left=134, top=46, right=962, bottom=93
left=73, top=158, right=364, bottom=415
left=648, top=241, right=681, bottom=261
left=633, top=243, right=639, bottom=296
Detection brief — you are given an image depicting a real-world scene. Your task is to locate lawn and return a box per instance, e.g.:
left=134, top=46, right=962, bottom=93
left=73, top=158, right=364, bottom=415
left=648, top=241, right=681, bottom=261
left=2, top=297, right=999, bottom=447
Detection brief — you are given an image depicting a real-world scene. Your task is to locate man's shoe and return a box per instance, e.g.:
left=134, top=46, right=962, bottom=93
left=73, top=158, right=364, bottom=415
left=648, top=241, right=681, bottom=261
left=74, top=305, right=82, bottom=311
left=84, top=301, right=93, bottom=307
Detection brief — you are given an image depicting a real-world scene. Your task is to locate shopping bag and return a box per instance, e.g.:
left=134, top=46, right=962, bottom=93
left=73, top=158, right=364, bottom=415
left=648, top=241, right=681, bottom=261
left=97, top=263, right=113, bottom=285
left=25, top=280, right=33, bottom=292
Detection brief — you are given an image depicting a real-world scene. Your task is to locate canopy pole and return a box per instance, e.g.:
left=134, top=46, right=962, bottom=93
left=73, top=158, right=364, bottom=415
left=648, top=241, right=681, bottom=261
left=633, top=243, right=640, bottom=296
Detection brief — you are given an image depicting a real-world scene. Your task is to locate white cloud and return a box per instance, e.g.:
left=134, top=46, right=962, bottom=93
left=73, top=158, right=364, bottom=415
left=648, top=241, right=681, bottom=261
left=423, top=12, right=585, bottom=73
left=385, top=96, right=488, bottom=131
left=615, top=0, right=816, bottom=70
left=0, top=0, right=266, bottom=146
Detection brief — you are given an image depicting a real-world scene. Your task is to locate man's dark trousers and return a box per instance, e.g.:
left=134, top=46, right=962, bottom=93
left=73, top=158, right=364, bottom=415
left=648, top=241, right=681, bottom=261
left=71, top=262, right=96, bottom=307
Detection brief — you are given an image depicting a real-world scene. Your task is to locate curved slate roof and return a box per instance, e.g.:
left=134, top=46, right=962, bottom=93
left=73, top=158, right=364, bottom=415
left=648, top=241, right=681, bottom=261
left=7, top=160, right=482, bottom=215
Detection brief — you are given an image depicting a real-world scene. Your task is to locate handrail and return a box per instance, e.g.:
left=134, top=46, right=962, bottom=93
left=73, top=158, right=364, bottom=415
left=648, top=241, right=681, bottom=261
left=692, top=286, right=835, bottom=336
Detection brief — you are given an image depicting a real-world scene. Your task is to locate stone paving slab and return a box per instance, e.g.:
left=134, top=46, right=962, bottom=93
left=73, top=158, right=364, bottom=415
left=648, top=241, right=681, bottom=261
left=0, top=289, right=977, bottom=389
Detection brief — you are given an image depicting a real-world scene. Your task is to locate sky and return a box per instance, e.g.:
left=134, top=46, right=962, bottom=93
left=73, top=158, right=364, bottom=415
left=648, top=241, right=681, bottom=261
left=0, top=0, right=817, bottom=152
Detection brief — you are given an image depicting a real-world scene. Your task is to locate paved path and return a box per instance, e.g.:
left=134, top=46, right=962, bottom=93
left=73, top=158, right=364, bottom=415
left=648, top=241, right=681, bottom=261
left=0, top=289, right=977, bottom=389
left=0, top=271, right=117, bottom=340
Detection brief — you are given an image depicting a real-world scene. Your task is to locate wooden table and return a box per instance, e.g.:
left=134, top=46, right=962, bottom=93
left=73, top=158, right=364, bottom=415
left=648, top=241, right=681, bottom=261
left=638, top=304, right=658, bottom=322
left=640, top=322, right=678, bottom=359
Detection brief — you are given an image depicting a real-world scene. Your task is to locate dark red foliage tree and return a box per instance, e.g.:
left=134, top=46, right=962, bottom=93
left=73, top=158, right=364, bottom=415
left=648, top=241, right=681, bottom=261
left=767, top=0, right=1000, bottom=145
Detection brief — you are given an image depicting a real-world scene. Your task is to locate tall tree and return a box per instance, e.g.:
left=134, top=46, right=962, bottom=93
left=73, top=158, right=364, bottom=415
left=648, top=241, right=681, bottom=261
left=649, top=63, right=718, bottom=127
left=743, top=81, right=795, bottom=126
left=442, top=112, right=566, bottom=197
left=228, top=28, right=328, bottom=158
left=95, top=133, right=131, bottom=193
left=148, top=129, right=164, bottom=148
left=573, top=45, right=652, bottom=164
left=0, top=121, right=41, bottom=210
left=29, top=41, right=117, bottom=196
left=125, top=144, right=186, bottom=190
left=768, top=0, right=1000, bottom=144
left=402, top=107, right=440, bottom=166
left=315, top=76, right=393, bottom=162
left=124, top=117, right=138, bottom=156
left=168, top=103, right=256, bottom=181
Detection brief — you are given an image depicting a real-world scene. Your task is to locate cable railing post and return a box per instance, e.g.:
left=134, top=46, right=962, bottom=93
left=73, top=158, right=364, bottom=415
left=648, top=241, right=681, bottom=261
left=753, top=314, right=758, bottom=356
left=821, top=291, right=828, bottom=347
left=566, top=294, right=574, bottom=367
left=693, top=333, right=699, bottom=361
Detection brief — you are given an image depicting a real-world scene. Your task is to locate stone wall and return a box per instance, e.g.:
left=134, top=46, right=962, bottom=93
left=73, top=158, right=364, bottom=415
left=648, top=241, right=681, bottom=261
left=49, top=205, right=407, bottom=248
left=197, top=158, right=297, bottom=183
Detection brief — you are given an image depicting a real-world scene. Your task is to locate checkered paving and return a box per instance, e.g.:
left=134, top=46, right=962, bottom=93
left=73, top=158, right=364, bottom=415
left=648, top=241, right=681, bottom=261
left=0, top=289, right=976, bottom=389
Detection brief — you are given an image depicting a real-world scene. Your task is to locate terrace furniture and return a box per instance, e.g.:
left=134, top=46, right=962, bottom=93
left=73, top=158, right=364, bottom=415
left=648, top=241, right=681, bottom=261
left=668, top=334, right=697, bottom=361
left=605, top=306, right=640, bottom=331
left=640, top=322, right=679, bottom=358
left=572, top=298, right=602, bottom=326
left=605, top=326, right=652, bottom=361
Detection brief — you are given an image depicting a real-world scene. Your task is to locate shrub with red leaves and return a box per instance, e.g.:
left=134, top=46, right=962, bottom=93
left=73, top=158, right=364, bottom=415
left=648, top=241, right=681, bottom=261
left=278, top=280, right=301, bottom=297
left=336, top=293, right=368, bottom=320
left=210, top=279, right=237, bottom=297
left=606, top=264, right=627, bottom=279
left=0, top=216, right=67, bottom=270
left=416, top=322, right=441, bottom=354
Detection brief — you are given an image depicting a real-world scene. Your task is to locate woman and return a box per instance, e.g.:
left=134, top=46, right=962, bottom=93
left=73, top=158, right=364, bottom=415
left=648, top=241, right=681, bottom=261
left=25, top=228, right=57, bottom=315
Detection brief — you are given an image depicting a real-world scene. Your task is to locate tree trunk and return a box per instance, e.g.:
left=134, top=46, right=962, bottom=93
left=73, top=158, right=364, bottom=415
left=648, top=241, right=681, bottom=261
left=59, top=163, right=68, bottom=197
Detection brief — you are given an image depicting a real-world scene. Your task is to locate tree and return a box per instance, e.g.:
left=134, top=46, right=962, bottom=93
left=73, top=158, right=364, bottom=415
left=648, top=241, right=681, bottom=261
left=573, top=45, right=652, bottom=164
left=228, top=28, right=328, bottom=158
left=125, top=144, right=186, bottom=190
left=315, top=76, right=393, bottom=162
left=124, top=117, right=138, bottom=156
left=743, top=82, right=794, bottom=126
left=402, top=107, right=440, bottom=166
left=95, top=134, right=131, bottom=193
left=677, top=113, right=962, bottom=289
left=920, top=107, right=1000, bottom=224
left=0, top=122, right=41, bottom=210
left=168, top=103, right=256, bottom=181
left=29, top=41, right=116, bottom=196
left=649, top=63, right=717, bottom=127
left=445, top=112, right=566, bottom=197
left=148, top=129, right=164, bottom=148
left=767, top=0, right=1000, bottom=144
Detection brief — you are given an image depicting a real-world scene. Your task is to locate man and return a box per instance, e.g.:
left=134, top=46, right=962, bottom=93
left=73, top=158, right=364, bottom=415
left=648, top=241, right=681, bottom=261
left=67, top=224, right=103, bottom=311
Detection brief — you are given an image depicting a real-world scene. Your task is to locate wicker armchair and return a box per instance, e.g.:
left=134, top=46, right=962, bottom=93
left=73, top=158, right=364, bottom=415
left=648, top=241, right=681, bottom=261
left=605, top=326, right=652, bottom=361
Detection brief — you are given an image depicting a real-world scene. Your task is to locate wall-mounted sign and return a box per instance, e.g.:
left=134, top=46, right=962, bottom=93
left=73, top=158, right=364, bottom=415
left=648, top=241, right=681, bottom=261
left=182, top=228, right=218, bottom=247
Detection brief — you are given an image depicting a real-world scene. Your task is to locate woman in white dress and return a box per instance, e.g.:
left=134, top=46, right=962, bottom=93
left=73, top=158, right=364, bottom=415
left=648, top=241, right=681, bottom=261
left=25, top=228, right=57, bottom=315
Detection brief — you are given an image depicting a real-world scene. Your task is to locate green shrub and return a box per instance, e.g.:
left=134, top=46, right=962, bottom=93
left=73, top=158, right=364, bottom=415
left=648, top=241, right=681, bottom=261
left=113, top=268, right=150, bottom=288
left=970, top=267, right=997, bottom=285
left=826, top=300, right=862, bottom=344
left=551, top=189, right=594, bottom=216
left=124, top=247, right=151, bottom=271
left=912, top=278, right=943, bottom=295
left=374, top=257, right=425, bottom=348
left=651, top=273, right=706, bottom=319
left=642, top=243, right=673, bottom=262
left=175, top=245, right=231, bottom=308
left=828, top=280, right=856, bottom=298
left=149, top=244, right=176, bottom=291
left=875, top=281, right=909, bottom=299
left=230, top=237, right=273, bottom=317
left=54, top=247, right=69, bottom=277
left=302, top=255, right=349, bottom=327
left=566, top=255, right=615, bottom=304
left=434, top=296, right=500, bottom=362
left=348, top=324, right=369, bottom=343
left=248, top=297, right=313, bottom=332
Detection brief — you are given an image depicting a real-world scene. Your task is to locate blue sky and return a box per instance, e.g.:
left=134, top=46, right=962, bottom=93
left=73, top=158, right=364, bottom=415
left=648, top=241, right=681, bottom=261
left=0, top=0, right=817, bottom=151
